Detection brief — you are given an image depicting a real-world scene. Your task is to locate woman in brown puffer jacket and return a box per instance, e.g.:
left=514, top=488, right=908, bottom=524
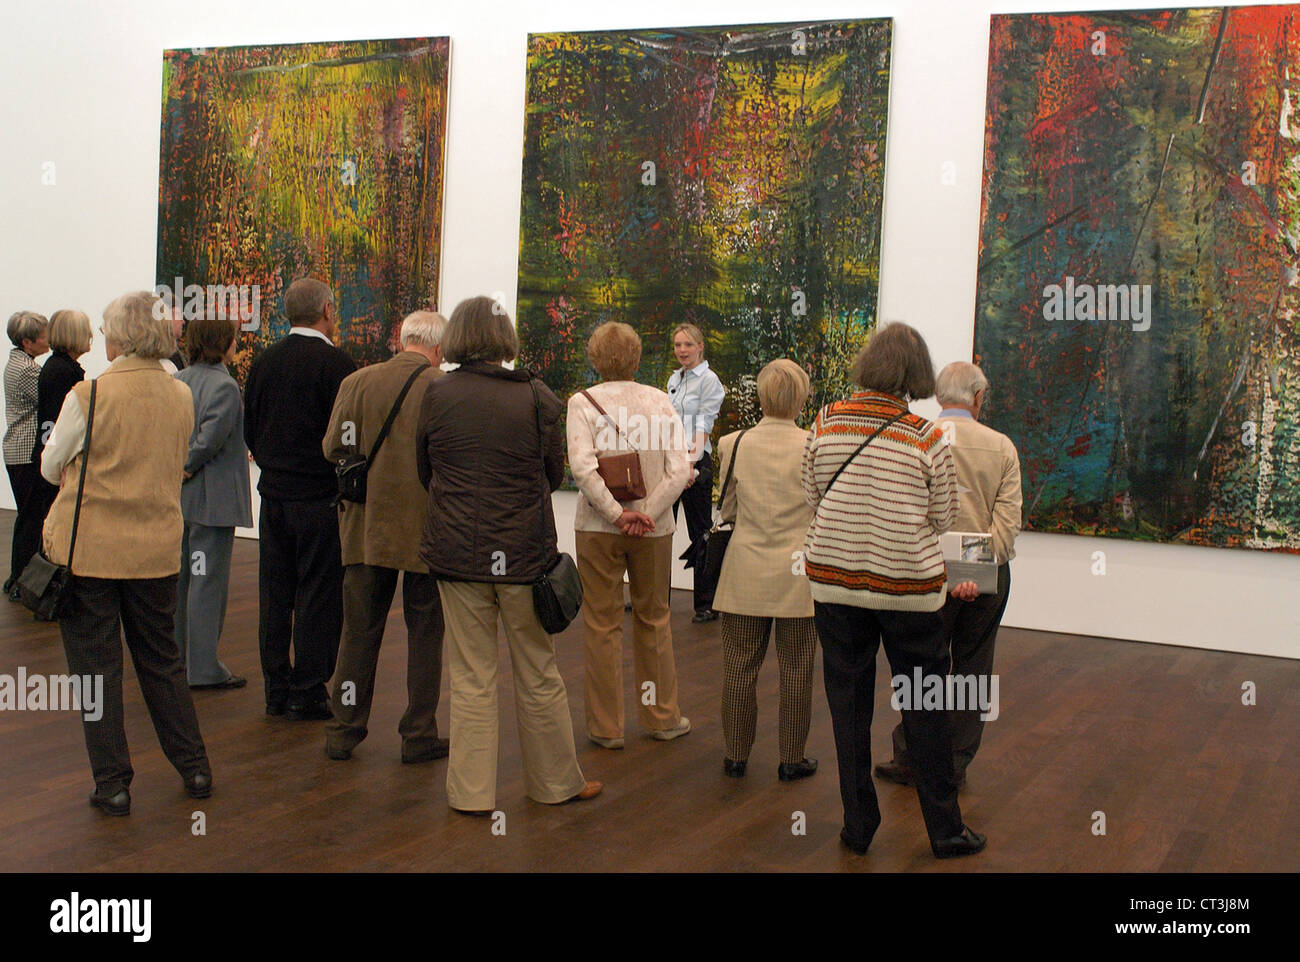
left=415, top=295, right=601, bottom=814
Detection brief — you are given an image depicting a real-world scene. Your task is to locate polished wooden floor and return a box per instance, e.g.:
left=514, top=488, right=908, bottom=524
left=0, top=511, right=1295, bottom=872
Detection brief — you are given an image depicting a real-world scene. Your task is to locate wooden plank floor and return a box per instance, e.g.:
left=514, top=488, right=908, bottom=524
left=0, top=510, right=1295, bottom=872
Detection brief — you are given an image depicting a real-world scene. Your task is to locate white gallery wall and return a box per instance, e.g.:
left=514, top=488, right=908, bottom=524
left=0, top=0, right=1295, bottom=658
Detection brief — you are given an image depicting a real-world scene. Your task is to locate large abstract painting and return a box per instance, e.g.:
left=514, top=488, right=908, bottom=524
left=517, top=20, right=893, bottom=435
left=156, top=37, right=450, bottom=380
left=975, top=6, right=1300, bottom=551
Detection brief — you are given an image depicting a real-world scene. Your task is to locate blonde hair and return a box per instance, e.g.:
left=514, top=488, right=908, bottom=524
left=756, top=359, right=810, bottom=419
left=102, top=291, right=175, bottom=360
left=671, top=323, right=705, bottom=353
left=47, top=310, right=92, bottom=355
left=587, top=322, right=642, bottom=380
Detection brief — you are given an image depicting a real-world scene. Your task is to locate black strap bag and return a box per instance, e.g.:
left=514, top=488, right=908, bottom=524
left=334, top=363, right=428, bottom=505
left=18, top=379, right=98, bottom=621
left=528, top=379, right=583, bottom=634
left=689, top=428, right=749, bottom=597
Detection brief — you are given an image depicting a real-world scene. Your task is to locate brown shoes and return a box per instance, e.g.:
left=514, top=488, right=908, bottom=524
left=567, top=780, right=603, bottom=803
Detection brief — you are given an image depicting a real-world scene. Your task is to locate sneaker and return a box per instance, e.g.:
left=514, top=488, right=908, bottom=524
left=652, top=716, right=691, bottom=741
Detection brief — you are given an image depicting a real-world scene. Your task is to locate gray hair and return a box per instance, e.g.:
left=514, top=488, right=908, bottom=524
left=7, top=310, right=49, bottom=348
left=399, top=310, right=447, bottom=349
left=935, top=361, right=989, bottom=408
left=284, top=277, right=334, bottom=325
left=102, top=291, right=175, bottom=359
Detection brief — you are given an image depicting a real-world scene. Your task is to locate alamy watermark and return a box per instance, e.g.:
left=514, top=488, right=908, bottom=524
left=0, top=667, right=103, bottom=721
left=1042, top=275, right=1151, bottom=332
left=591, top=407, right=690, bottom=451
left=153, top=276, right=260, bottom=331
left=890, top=668, right=999, bottom=721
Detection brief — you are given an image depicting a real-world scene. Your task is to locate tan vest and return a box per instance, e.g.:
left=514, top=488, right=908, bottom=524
left=43, top=356, right=193, bottom=578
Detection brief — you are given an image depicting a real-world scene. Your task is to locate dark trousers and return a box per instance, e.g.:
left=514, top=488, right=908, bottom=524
left=814, top=601, right=963, bottom=846
left=59, top=574, right=210, bottom=796
left=892, top=564, right=1011, bottom=776
left=6, top=462, right=43, bottom=587
left=326, top=565, right=445, bottom=756
left=672, top=452, right=714, bottom=612
left=258, top=497, right=344, bottom=709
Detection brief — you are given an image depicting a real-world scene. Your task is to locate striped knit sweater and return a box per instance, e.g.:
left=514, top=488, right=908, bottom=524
left=800, top=391, right=958, bottom=612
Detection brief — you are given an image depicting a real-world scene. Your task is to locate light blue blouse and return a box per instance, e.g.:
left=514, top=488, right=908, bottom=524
left=666, top=360, right=725, bottom=456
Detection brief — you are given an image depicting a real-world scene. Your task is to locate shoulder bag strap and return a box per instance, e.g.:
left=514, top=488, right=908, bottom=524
left=365, top=363, right=429, bottom=463
left=822, top=409, right=908, bottom=499
left=715, top=428, right=749, bottom=510
left=65, top=378, right=97, bottom=570
left=580, top=388, right=637, bottom=452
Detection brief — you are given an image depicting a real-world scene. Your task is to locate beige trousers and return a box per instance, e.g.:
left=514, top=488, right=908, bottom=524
left=437, top=580, right=587, bottom=810
left=575, top=531, right=682, bottom=739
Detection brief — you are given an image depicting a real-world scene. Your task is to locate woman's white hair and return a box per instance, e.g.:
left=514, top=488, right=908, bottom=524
left=102, top=291, right=175, bottom=360
left=935, top=361, right=989, bottom=408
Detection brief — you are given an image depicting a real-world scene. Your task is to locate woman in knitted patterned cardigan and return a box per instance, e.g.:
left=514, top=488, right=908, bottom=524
left=801, top=322, right=985, bottom=861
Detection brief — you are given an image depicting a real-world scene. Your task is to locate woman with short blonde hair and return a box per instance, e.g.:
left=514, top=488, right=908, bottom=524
left=569, top=322, right=692, bottom=748
left=714, top=359, right=819, bottom=781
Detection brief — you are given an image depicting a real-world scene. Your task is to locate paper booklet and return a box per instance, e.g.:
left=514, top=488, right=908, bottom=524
left=941, top=531, right=997, bottom=595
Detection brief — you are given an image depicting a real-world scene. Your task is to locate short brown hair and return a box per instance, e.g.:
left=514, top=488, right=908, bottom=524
left=757, top=359, right=810, bottom=419
left=587, top=322, right=642, bottom=381
left=442, top=296, right=518, bottom=364
left=47, top=310, right=92, bottom=355
left=849, top=322, right=936, bottom=400
left=185, top=315, right=237, bottom=365
left=284, top=277, right=333, bottom=324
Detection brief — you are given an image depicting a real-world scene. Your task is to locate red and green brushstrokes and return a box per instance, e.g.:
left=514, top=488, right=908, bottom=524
left=156, top=38, right=449, bottom=381
left=517, top=20, right=892, bottom=436
left=975, top=6, right=1300, bottom=551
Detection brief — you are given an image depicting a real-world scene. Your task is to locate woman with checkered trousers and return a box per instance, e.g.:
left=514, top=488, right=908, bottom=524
left=713, top=359, right=819, bottom=782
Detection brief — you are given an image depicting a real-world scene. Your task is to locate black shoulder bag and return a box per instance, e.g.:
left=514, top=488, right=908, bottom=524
left=528, top=379, right=583, bottom=634
left=18, top=379, right=98, bottom=620
left=686, top=429, right=749, bottom=598
left=334, top=363, right=428, bottom=505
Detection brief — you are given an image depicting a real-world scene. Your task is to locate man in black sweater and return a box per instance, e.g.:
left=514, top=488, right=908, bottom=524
left=245, top=278, right=357, bottom=719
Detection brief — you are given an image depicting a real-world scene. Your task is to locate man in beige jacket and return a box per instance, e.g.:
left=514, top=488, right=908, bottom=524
left=876, top=361, right=1022, bottom=788
left=321, top=311, right=446, bottom=763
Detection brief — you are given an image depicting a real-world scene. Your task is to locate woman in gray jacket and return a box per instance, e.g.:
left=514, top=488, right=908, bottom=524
left=175, top=316, right=252, bottom=689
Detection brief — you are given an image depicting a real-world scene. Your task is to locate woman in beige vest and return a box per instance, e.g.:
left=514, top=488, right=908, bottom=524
left=713, top=359, right=818, bottom=781
left=41, top=290, right=212, bottom=817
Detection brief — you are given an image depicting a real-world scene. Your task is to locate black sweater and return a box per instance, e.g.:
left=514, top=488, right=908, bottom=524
left=244, top=331, right=356, bottom=501
left=34, top=350, right=84, bottom=463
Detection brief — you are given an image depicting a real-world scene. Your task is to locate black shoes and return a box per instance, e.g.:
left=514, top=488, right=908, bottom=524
left=325, top=744, right=353, bottom=761
left=691, top=608, right=719, bottom=623
left=90, top=788, right=131, bottom=817
left=184, top=772, right=213, bottom=799
left=285, top=700, right=332, bottom=722
left=402, top=738, right=451, bottom=764
left=932, top=825, right=986, bottom=859
left=191, top=674, right=247, bottom=691
left=723, top=758, right=746, bottom=777
left=874, top=758, right=967, bottom=789
left=840, top=828, right=870, bottom=855
left=266, top=701, right=286, bottom=717
left=778, top=758, right=818, bottom=781
left=873, top=759, right=914, bottom=786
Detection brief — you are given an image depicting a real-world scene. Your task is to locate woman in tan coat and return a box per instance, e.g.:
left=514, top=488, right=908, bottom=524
left=41, top=291, right=212, bottom=816
left=713, top=359, right=818, bottom=780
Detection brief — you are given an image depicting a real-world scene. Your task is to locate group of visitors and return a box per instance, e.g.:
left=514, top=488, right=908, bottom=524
left=5, top=278, right=1021, bottom=859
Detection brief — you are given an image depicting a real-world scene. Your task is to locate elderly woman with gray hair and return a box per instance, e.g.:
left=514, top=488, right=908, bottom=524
left=4, top=310, right=49, bottom=601
left=41, top=291, right=211, bottom=817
